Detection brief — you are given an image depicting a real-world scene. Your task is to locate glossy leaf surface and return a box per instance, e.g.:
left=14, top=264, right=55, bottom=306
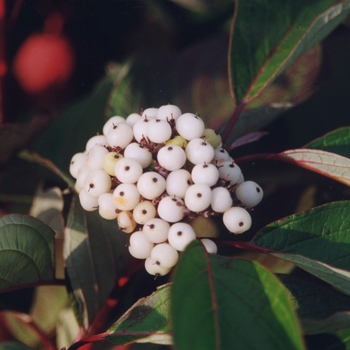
left=252, top=201, right=350, bottom=295
left=64, top=194, right=128, bottom=329
left=304, top=127, right=350, bottom=158
left=106, top=284, right=172, bottom=345
left=170, top=240, right=305, bottom=350
left=229, top=0, right=350, bottom=103
left=0, top=214, right=55, bottom=292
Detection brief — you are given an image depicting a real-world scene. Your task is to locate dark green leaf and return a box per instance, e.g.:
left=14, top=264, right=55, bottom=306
left=252, top=201, right=350, bottom=295
left=279, top=274, right=350, bottom=334
left=229, top=0, right=350, bottom=104
left=304, top=127, right=350, bottom=158
left=64, top=194, right=129, bottom=329
left=0, top=214, right=55, bottom=293
left=170, top=240, right=305, bottom=350
left=105, top=284, right=172, bottom=345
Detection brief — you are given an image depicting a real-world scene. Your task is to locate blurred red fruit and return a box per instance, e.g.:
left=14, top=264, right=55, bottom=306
left=13, top=33, right=74, bottom=93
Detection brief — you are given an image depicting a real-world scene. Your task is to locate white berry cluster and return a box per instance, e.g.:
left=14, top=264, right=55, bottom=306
left=69, top=105, right=263, bottom=276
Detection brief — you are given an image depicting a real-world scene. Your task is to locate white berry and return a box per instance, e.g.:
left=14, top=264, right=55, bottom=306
left=69, top=152, right=87, bottom=179
left=156, top=104, right=182, bottom=121
left=106, top=122, right=134, bottom=149
left=79, top=189, right=99, bottom=211
left=115, top=158, right=143, bottom=184
left=144, top=257, right=171, bottom=276
left=84, top=169, right=112, bottom=197
left=157, top=196, right=185, bottom=222
left=210, top=187, right=232, bottom=213
left=150, top=243, right=178, bottom=268
left=201, top=238, right=217, bottom=254
left=186, top=138, right=215, bottom=165
left=132, top=200, right=157, bottom=225
left=157, top=145, right=186, bottom=171
left=184, top=184, right=212, bottom=212
left=176, top=113, right=205, bottom=140
left=128, top=231, right=154, bottom=259
left=165, top=169, right=192, bottom=198
left=147, top=119, right=172, bottom=144
left=143, top=218, right=170, bottom=243
left=234, top=181, right=263, bottom=208
left=137, top=172, right=166, bottom=200
left=98, top=193, right=118, bottom=220
left=103, top=116, right=126, bottom=136
left=223, top=206, right=252, bottom=234
left=113, top=183, right=140, bottom=211
left=168, top=222, right=196, bottom=251
left=191, top=163, right=219, bottom=186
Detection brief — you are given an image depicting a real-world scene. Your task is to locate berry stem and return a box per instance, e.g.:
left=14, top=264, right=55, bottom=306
left=221, top=101, right=247, bottom=147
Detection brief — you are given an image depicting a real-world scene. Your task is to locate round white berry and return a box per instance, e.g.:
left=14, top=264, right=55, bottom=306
left=156, top=104, right=182, bottom=121
left=103, top=116, right=126, bottom=136
left=223, top=206, right=252, bottom=234
left=176, top=113, right=205, bottom=140
left=144, top=257, right=171, bottom=276
left=85, top=135, right=107, bottom=152
left=69, top=152, right=87, bottom=179
left=191, top=163, right=219, bottom=186
left=234, top=181, right=263, bottom=208
left=84, top=169, right=112, bottom=197
left=147, top=119, right=172, bottom=144
left=113, top=183, right=140, bottom=211
left=143, top=218, right=170, bottom=243
left=128, top=231, right=154, bottom=259
left=117, top=210, right=136, bottom=233
left=106, top=122, right=134, bottom=149
left=157, top=196, right=185, bottom=223
left=210, top=187, right=232, bottom=213
left=165, top=169, right=192, bottom=198
left=86, top=144, right=109, bottom=170
left=218, top=161, right=242, bottom=186
left=213, top=148, right=231, bottom=165
left=168, top=222, right=196, bottom=251
left=125, top=113, right=142, bottom=127
left=137, top=172, right=166, bottom=200
left=79, top=189, right=99, bottom=211
left=133, top=118, right=150, bottom=143
left=157, top=145, right=186, bottom=171
left=124, top=142, right=152, bottom=168
left=141, top=107, right=158, bottom=119
left=98, top=193, right=118, bottom=220
left=201, top=239, right=217, bottom=254
left=151, top=243, right=179, bottom=268
left=184, top=184, right=212, bottom=212
left=185, top=138, right=215, bottom=165
left=75, top=165, right=91, bottom=192
left=115, top=158, right=143, bottom=184
left=132, top=200, right=156, bottom=225
left=102, top=152, right=124, bottom=176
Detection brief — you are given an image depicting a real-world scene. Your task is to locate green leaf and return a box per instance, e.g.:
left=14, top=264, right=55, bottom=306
left=170, top=240, right=305, bottom=350
left=252, top=201, right=350, bottom=295
left=64, top=194, right=128, bottom=329
left=279, top=274, right=350, bottom=334
left=0, top=214, right=55, bottom=293
left=105, top=284, right=172, bottom=345
left=277, top=148, right=350, bottom=186
left=229, top=0, right=350, bottom=104
left=304, top=127, right=350, bottom=158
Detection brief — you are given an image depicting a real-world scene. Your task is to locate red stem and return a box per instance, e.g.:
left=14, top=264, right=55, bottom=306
left=221, top=101, right=247, bottom=147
